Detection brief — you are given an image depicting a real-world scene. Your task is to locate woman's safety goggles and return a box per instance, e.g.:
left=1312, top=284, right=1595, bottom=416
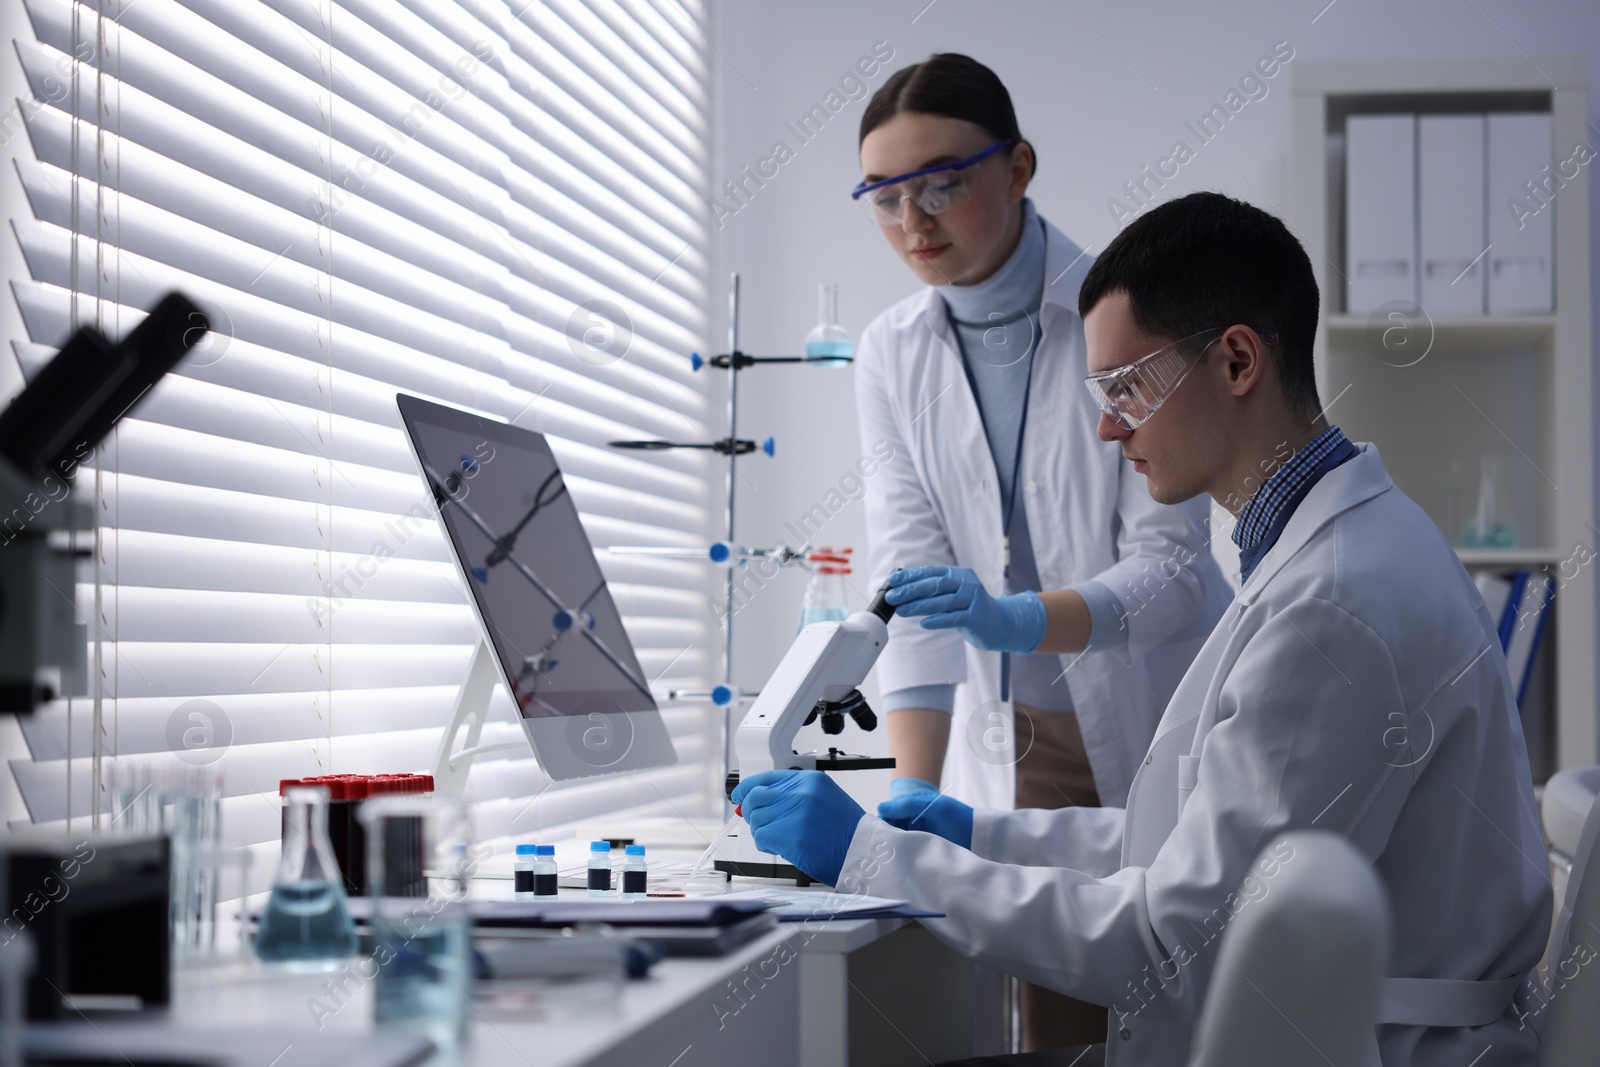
left=1084, top=327, right=1276, bottom=430
left=850, top=140, right=1015, bottom=226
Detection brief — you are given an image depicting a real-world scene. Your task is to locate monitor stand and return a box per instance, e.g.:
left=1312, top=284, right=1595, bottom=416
left=432, top=639, right=528, bottom=799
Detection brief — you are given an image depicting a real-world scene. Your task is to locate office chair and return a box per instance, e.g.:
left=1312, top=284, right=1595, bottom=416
left=1187, top=830, right=1389, bottom=1067
left=1539, top=778, right=1600, bottom=1066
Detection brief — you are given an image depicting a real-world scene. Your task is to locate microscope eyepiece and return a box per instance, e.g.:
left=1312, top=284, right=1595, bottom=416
left=867, top=568, right=900, bottom=622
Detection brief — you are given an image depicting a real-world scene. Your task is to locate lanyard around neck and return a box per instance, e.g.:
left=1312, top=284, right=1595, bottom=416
left=941, top=299, right=1041, bottom=705
left=942, top=301, right=1041, bottom=573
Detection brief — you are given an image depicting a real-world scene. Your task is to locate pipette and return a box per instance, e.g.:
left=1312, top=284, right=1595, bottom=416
left=682, top=808, right=743, bottom=888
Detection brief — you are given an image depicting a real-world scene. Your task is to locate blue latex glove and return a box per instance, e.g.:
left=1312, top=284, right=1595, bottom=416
left=877, top=779, right=974, bottom=848
left=885, top=566, right=1048, bottom=653
left=730, top=770, right=866, bottom=886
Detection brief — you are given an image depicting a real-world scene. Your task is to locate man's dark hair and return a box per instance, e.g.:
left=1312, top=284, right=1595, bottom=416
left=1078, top=192, right=1322, bottom=422
left=860, top=53, right=1037, bottom=178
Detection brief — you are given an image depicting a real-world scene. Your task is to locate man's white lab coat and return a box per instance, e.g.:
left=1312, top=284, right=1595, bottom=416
left=840, top=444, right=1552, bottom=1066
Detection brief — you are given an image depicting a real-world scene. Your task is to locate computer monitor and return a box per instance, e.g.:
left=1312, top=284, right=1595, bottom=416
left=396, top=394, right=677, bottom=781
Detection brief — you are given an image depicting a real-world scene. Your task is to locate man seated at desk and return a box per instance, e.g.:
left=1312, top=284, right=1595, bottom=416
left=732, top=192, right=1551, bottom=1066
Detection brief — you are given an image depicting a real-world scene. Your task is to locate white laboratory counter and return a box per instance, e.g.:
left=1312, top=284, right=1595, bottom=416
left=46, top=908, right=998, bottom=1067
left=98, top=903, right=1000, bottom=1067
left=163, top=925, right=802, bottom=1067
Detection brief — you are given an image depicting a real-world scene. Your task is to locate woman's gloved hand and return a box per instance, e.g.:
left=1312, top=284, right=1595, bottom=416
left=885, top=565, right=1047, bottom=653
left=729, top=770, right=866, bottom=886
left=876, top=776, right=974, bottom=848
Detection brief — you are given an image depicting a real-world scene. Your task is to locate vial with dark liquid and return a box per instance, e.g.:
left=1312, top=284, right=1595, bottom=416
left=514, top=844, right=537, bottom=900
left=587, top=840, right=612, bottom=897
left=534, top=844, right=557, bottom=895
left=622, top=844, right=647, bottom=899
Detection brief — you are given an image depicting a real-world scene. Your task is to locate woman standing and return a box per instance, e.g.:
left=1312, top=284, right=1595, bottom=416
left=851, top=54, right=1232, bottom=1050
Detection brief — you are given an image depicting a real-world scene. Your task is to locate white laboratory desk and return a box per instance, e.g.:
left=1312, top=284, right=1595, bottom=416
left=139, top=906, right=1000, bottom=1067
left=166, top=926, right=802, bottom=1067
left=793, top=915, right=1005, bottom=1066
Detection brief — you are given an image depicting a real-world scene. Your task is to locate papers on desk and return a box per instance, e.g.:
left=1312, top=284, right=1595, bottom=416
left=468, top=892, right=935, bottom=924
left=718, top=889, right=944, bottom=922
left=344, top=891, right=940, bottom=936
left=471, top=898, right=770, bottom=927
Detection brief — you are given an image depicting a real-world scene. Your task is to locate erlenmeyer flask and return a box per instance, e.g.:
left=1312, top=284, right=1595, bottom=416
left=804, top=283, right=853, bottom=364
left=255, top=785, right=357, bottom=966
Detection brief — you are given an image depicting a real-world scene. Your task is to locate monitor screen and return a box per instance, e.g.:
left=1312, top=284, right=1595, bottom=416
left=396, top=394, right=677, bottom=780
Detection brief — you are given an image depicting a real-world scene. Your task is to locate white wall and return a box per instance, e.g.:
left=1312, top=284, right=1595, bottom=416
left=710, top=0, right=1600, bottom=791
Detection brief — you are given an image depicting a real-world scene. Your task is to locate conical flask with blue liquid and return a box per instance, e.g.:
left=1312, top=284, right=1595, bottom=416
left=804, top=283, right=852, bottom=364
left=255, top=784, right=357, bottom=966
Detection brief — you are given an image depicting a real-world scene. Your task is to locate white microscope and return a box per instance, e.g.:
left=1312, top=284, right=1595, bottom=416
left=713, top=576, right=898, bottom=883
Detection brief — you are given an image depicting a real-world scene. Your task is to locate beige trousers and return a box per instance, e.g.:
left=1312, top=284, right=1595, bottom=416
left=1012, top=705, right=1108, bottom=1052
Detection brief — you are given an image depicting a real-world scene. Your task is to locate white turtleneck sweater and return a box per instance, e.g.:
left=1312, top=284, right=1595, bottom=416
left=882, top=200, right=1125, bottom=717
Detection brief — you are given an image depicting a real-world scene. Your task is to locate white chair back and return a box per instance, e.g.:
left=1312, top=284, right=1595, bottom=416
left=1539, top=787, right=1600, bottom=1065
left=1188, top=830, right=1390, bottom=1067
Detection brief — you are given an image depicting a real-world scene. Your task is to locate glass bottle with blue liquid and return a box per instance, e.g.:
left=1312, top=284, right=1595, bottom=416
left=805, top=283, right=853, bottom=364
left=255, top=785, right=358, bottom=966
left=797, top=550, right=853, bottom=632
left=361, top=797, right=474, bottom=1045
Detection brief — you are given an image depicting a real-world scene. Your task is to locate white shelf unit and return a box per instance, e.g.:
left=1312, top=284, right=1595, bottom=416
left=1290, top=58, right=1593, bottom=776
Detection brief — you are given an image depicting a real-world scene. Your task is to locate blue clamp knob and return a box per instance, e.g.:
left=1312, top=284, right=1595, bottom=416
left=552, top=609, right=596, bottom=632
left=762, top=436, right=775, bottom=457
left=708, top=542, right=731, bottom=564
left=710, top=684, right=735, bottom=707
left=459, top=453, right=479, bottom=474
left=471, top=566, right=488, bottom=584
left=690, top=352, right=703, bottom=371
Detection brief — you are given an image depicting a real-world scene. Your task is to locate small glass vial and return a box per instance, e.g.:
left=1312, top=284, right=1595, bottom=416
left=533, top=844, right=558, bottom=896
left=622, top=845, right=647, bottom=899
left=587, top=841, right=612, bottom=897
left=514, top=844, right=538, bottom=900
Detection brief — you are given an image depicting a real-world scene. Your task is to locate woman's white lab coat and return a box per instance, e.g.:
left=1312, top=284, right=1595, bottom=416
left=840, top=445, right=1552, bottom=1066
left=856, top=221, right=1233, bottom=809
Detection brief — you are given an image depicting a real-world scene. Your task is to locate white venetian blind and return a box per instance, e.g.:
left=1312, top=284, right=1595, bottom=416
left=4, top=0, right=718, bottom=885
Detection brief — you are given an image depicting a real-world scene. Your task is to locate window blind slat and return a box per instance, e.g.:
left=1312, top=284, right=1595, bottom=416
left=159, top=0, right=710, bottom=247
left=7, top=0, right=718, bottom=848
left=542, top=0, right=706, bottom=130
left=573, top=0, right=706, bottom=110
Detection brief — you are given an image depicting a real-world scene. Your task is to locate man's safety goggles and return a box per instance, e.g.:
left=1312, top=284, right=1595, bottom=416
left=850, top=140, right=1014, bottom=226
left=1084, top=327, right=1277, bottom=430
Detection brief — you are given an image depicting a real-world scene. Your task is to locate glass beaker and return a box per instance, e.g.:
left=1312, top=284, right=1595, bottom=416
left=255, top=785, right=358, bottom=967
left=106, top=759, right=163, bottom=837
left=167, top=765, right=225, bottom=963
left=804, top=282, right=853, bottom=364
left=1460, top=453, right=1518, bottom=549
left=106, top=761, right=234, bottom=966
left=360, top=796, right=475, bottom=1045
